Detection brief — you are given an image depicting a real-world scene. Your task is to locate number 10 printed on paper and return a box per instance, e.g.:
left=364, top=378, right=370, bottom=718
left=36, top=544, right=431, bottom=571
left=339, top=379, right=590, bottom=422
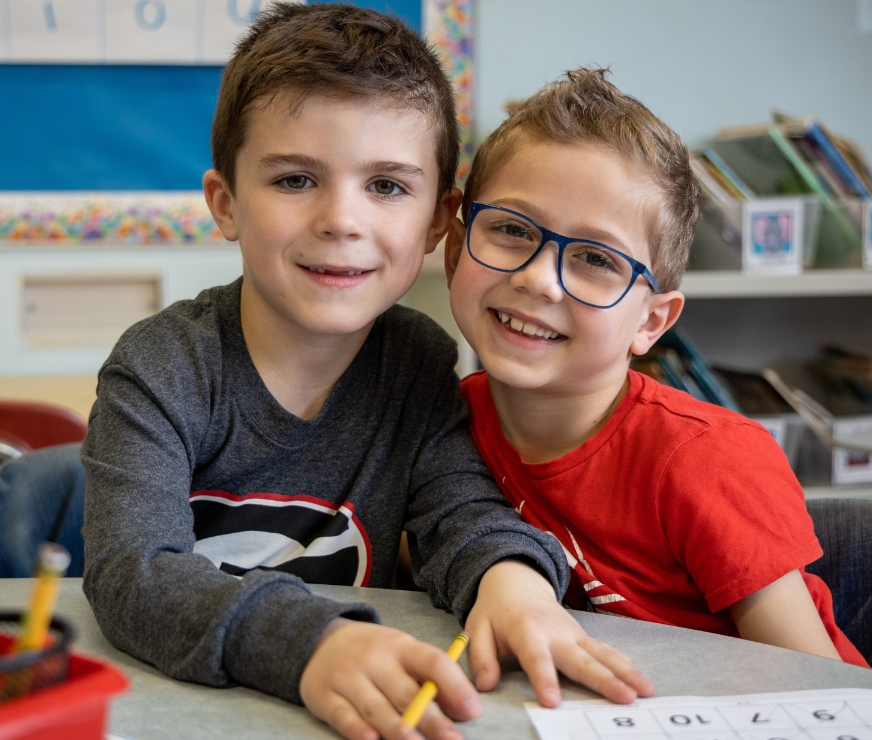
left=526, top=689, right=872, bottom=740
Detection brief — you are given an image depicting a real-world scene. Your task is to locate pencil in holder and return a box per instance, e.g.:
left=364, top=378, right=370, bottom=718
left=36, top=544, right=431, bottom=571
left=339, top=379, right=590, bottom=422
left=0, top=612, right=74, bottom=703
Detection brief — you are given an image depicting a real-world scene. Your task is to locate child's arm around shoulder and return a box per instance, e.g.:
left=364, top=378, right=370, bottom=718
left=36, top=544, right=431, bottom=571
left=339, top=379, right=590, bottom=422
left=729, top=569, right=841, bottom=660
left=397, top=315, right=652, bottom=706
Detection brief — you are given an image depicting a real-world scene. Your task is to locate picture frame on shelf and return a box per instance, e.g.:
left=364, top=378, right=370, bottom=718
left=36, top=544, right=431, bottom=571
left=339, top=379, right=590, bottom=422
left=742, top=198, right=804, bottom=276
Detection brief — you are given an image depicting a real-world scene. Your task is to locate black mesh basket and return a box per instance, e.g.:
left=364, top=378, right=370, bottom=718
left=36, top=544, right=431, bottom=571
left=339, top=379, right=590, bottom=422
left=0, top=611, right=74, bottom=703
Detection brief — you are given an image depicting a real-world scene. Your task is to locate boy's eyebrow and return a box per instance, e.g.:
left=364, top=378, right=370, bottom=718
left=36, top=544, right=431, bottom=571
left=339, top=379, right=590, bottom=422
left=490, top=197, right=632, bottom=253
left=257, top=155, right=426, bottom=182
left=258, top=153, right=327, bottom=172
left=361, top=160, right=427, bottom=180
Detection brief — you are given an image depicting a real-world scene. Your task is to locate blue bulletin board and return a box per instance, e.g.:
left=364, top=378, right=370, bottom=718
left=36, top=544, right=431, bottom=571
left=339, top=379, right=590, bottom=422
left=0, top=0, right=422, bottom=191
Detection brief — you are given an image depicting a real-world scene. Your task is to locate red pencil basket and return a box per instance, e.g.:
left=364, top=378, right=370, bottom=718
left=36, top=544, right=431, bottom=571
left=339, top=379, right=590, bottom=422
left=0, top=614, right=129, bottom=740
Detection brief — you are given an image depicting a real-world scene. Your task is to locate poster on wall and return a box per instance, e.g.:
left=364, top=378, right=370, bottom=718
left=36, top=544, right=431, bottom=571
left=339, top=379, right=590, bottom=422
left=0, top=0, right=286, bottom=64
left=0, top=0, right=474, bottom=245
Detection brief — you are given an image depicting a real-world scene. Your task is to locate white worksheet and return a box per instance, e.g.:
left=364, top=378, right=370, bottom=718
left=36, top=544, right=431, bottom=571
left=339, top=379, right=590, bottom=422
left=526, top=689, right=872, bottom=740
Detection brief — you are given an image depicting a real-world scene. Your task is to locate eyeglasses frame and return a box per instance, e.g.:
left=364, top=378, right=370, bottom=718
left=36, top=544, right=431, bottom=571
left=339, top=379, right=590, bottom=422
left=466, top=201, right=662, bottom=309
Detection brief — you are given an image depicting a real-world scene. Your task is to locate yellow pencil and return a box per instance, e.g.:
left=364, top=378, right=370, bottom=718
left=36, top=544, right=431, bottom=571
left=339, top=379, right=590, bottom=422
left=15, top=543, right=71, bottom=652
left=401, top=631, right=470, bottom=729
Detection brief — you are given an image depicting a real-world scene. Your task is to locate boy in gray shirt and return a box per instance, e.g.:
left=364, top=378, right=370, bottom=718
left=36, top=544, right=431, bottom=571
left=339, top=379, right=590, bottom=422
left=82, top=5, right=652, bottom=739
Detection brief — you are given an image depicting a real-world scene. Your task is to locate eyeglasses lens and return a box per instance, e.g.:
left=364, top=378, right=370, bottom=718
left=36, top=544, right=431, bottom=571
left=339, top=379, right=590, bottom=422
left=470, top=207, right=636, bottom=307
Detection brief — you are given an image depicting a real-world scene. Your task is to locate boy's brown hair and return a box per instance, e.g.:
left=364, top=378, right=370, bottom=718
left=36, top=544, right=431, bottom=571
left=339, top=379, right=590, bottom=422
left=462, top=67, right=700, bottom=292
left=212, top=2, right=460, bottom=199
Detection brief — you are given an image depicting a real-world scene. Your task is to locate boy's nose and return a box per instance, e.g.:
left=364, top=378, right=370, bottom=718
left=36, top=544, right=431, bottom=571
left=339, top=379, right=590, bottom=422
left=312, top=187, right=364, bottom=241
left=510, top=241, right=564, bottom=302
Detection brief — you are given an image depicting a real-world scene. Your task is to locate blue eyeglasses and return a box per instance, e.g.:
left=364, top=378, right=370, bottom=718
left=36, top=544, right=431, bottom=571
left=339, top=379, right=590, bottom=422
left=466, top=202, right=661, bottom=309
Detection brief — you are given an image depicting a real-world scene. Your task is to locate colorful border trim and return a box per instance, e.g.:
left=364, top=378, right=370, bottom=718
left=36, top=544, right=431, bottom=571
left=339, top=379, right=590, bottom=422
left=0, top=1, right=475, bottom=245
left=0, top=192, right=225, bottom=245
left=426, top=0, right=474, bottom=185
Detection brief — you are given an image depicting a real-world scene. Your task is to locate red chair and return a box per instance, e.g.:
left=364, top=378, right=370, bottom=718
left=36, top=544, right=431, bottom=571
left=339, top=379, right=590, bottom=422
left=0, top=401, right=88, bottom=455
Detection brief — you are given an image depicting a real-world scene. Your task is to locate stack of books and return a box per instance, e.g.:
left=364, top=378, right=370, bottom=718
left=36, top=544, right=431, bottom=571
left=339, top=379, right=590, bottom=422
left=689, top=113, right=871, bottom=270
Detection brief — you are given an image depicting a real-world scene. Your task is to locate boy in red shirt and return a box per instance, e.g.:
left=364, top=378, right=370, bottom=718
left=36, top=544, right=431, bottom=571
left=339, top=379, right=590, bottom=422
left=445, top=67, right=867, bottom=668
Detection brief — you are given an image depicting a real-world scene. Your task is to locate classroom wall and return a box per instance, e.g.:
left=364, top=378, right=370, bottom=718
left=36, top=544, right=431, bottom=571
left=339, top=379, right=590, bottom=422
left=476, top=0, right=872, bottom=155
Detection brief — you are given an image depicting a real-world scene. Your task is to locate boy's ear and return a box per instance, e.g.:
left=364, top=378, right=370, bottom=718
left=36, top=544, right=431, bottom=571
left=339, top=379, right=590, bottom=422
left=444, top=214, right=466, bottom=289
left=630, top=291, right=685, bottom=356
left=425, top=186, right=463, bottom=254
left=202, top=169, right=239, bottom=242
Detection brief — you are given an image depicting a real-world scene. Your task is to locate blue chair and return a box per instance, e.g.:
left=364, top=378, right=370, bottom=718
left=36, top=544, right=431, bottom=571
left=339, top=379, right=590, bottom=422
left=0, top=443, right=85, bottom=578
left=805, top=497, right=872, bottom=664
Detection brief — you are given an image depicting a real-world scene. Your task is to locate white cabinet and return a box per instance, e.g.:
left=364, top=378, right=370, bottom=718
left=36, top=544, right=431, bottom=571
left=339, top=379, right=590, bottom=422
left=0, top=246, right=242, bottom=376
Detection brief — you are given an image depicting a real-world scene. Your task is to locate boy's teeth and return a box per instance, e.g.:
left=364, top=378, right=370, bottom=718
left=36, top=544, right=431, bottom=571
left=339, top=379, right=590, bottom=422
left=496, top=311, right=560, bottom=340
left=309, top=267, right=364, bottom=275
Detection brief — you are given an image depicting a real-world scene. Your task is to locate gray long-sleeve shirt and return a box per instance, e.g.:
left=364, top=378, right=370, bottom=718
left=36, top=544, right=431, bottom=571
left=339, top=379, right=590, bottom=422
left=82, top=279, right=569, bottom=704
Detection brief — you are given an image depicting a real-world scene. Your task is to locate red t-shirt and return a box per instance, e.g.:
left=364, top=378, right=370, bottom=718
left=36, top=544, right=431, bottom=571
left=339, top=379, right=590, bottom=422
left=461, top=369, right=868, bottom=668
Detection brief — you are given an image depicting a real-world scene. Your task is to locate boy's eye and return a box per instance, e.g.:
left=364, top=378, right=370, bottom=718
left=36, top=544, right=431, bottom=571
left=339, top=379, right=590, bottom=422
left=369, top=179, right=404, bottom=196
left=502, top=223, right=531, bottom=239
left=491, top=220, right=536, bottom=241
left=585, top=251, right=609, bottom=268
left=571, top=246, right=617, bottom=271
left=279, top=174, right=313, bottom=190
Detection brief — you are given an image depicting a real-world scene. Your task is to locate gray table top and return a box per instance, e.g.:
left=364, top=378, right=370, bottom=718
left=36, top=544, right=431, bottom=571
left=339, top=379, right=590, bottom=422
left=2, top=579, right=870, bottom=739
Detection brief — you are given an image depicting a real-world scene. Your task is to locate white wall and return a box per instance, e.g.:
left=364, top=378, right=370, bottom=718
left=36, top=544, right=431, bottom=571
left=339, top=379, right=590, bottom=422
left=476, top=0, right=872, bottom=155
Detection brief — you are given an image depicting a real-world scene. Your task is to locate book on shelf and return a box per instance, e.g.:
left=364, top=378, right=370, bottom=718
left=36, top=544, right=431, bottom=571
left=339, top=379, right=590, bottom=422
left=764, top=349, right=872, bottom=486
left=690, top=154, right=741, bottom=207
left=696, top=118, right=866, bottom=269
left=698, top=148, right=754, bottom=201
left=632, top=329, right=740, bottom=411
left=771, top=111, right=872, bottom=197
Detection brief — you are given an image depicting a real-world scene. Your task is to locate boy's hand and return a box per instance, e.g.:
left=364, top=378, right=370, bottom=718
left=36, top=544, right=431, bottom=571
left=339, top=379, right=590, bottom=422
left=466, top=560, right=654, bottom=706
left=300, top=618, right=482, bottom=740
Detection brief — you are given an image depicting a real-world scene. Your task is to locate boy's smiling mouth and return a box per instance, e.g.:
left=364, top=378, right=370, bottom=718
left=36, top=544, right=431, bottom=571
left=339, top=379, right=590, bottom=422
left=299, top=263, right=374, bottom=286
left=491, top=309, right=565, bottom=341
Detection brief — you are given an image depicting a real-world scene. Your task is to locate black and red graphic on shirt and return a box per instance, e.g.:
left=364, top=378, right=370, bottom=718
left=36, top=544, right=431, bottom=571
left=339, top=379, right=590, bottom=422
left=189, top=491, right=372, bottom=586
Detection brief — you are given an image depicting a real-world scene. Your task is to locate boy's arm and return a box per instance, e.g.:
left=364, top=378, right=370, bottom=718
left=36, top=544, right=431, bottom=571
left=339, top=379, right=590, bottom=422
left=404, top=336, right=652, bottom=705
left=728, top=569, right=842, bottom=660
left=82, top=363, right=381, bottom=704
left=86, top=357, right=488, bottom=740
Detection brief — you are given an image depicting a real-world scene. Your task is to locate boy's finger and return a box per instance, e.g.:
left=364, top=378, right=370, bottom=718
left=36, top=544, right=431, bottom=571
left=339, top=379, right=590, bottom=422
left=414, top=701, right=464, bottom=740
left=400, top=645, right=482, bottom=720
left=370, top=667, right=461, bottom=740
left=556, top=643, right=638, bottom=705
left=339, top=679, right=420, bottom=740
left=581, top=638, right=655, bottom=697
left=317, top=693, right=380, bottom=740
left=512, top=637, right=562, bottom=707
left=466, top=619, right=501, bottom=692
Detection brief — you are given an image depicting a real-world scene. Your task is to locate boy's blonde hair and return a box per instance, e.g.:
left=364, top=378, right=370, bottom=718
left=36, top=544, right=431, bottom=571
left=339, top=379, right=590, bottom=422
left=462, top=67, right=700, bottom=292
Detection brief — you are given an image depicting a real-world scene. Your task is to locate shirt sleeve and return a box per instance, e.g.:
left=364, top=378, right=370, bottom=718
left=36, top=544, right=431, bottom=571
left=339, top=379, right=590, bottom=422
left=657, top=420, right=822, bottom=614
left=402, top=327, right=570, bottom=621
left=82, top=348, right=378, bottom=706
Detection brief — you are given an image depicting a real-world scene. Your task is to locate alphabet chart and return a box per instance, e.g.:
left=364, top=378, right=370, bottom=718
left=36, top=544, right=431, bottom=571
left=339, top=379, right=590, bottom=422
left=0, top=0, right=296, bottom=64
left=526, top=690, right=872, bottom=740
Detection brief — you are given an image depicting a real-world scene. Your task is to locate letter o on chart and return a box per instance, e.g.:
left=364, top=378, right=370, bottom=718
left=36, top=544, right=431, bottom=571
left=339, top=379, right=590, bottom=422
left=43, top=2, right=58, bottom=30
left=135, top=0, right=166, bottom=31
left=228, top=0, right=262, bottom=26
